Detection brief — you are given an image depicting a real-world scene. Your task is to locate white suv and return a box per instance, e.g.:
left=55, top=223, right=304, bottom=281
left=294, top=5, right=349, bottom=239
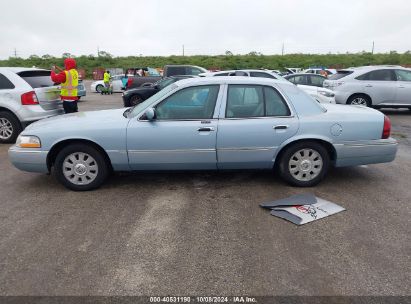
left=323, top=65, right=411, bottom=109
left=0, top=67, right=64, bottom=143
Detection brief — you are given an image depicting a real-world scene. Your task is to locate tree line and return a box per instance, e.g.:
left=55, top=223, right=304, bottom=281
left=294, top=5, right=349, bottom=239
left=1, top=51, right=410, bottom=78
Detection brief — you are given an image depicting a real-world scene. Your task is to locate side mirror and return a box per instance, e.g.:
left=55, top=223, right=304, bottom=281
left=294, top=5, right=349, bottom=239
left=144, top=108, right=156, bottom=121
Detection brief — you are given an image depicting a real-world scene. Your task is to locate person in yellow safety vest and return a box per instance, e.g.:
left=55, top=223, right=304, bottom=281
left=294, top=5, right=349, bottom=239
left=51, top=58, right=79, bottom=114
left=103, top=70, right=111, bottom=89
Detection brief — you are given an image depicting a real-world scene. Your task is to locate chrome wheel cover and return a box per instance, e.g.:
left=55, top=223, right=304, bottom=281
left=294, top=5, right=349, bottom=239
left=0, top=118, right=13, bottom=140
left=63, top=152, right=98, bottom=185
left=351, top=97, right=367, bottom=106
left=289, top=148, right=323, bottom=182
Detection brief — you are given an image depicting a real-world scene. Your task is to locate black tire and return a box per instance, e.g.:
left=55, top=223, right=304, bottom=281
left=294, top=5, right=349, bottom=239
left=0, top=111, right=22, bottom=144
left=96, top=85, right=103, bottom=93
left=129, top=94, right=143, bottom=106
left=278, top=141, right=330, bottom=187
left=347, top=94, right=371, bottom=107
left=54, top=143, right=109, bottom=191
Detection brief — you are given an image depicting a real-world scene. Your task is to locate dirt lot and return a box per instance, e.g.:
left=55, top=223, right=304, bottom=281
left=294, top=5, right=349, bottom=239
left=0, top=81, right=410, bottom=296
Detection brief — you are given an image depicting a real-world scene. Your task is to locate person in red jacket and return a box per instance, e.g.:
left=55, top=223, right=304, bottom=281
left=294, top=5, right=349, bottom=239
left=51, top=58, right=79, bottom=114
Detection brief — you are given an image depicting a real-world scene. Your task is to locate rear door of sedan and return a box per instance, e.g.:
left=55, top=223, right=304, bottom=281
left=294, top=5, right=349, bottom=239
left=216, top=83, right=299, bottom=169
left=126, top=84, right=223, bottom=170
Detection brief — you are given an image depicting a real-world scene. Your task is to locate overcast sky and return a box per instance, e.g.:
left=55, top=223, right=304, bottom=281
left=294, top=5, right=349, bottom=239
left=1, top=0, right=410, bottom=59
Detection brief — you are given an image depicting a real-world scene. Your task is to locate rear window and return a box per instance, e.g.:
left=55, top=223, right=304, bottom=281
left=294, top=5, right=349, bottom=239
left=328, top=70, right=353, bottom=80
left=17, top=70, right=55, bottom=88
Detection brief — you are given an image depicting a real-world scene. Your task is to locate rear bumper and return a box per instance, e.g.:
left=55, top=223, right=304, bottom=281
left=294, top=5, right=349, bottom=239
left=334, top=138, right=397, bottom=167
left=8, top=146, right=49, bottom=173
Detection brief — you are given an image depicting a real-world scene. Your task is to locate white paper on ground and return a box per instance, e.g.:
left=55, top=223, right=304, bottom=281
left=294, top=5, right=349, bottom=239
left=269, top=198, right=346, bottom=225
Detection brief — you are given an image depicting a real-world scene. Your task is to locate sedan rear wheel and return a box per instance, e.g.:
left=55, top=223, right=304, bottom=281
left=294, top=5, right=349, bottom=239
left=54, top=144, right=109, bottom=191
left=96, top=85, right=103, bottom=93
left=278, top=142, right=329, bottom=187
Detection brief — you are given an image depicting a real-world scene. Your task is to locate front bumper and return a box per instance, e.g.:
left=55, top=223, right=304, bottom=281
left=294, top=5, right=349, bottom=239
left=8, top=146, right=49, bottom=173
left=334, top=138, right=398, bottom=167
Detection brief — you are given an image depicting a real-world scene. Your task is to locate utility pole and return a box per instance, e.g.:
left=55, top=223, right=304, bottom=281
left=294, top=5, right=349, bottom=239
left=97, top=46, right=100, bottom=57
left=182, top=44, right=185, bottom=57
left=281, top=43, right=284, bottom=56
left=13, top=48, right=18, bottom=58
left=372, top=41, right=375, bottom=54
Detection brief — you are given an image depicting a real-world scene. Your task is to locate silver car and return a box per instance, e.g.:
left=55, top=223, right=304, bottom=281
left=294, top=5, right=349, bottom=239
left=323, top=65, right=411, bottom=109
left=0, top=67, right=64, bottom=143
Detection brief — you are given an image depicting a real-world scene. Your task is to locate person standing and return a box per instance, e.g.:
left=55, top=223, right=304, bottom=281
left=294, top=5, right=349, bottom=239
left=51, top=58, right=79, bottom=113
left=103, top=70, right=111, bottom=89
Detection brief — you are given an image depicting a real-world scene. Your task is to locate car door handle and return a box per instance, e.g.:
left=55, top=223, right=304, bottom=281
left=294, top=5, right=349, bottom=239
left=273, top=125, right=289, bottom=130
left=365, top=84, right=373, bottom=87
left=198, top=127, right=215, bottom=132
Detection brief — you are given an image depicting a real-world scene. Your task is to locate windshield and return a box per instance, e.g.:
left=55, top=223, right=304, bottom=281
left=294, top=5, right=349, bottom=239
left=157, top=78, right=176, bottom=89
left=128, top=83, right=178, bottom=118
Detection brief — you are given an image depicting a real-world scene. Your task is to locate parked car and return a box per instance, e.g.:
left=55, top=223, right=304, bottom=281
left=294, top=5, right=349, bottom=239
left=303, top=68, right=336, bottom=75
left=163, top=65, right=207, bottom=77
left=323, top=65, right=411, bottom=109
left=203, top=70, right=334, bottom=103
left=90, top=74, right=125, bottom=93
left=9, top=77, right=397, bottom=191
left=77, top=79, right=86, bottom=99
left=126, top=65, right=207, bottom=90
left=122, top=75, right=197, bottom=107
left=0, top=67, right=64, bottom=143
left=283, top=73, right=335, bottom=104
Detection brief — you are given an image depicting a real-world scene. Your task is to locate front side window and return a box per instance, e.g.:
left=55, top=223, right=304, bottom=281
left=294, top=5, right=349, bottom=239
left=395, top=69, right=411, bottom=81
left=226, top=85, right=290, bottom=118
left=289, top=75, right=306, bottom=85
left=309, top=75, right=325, bottom=87
left=0, top=73, right=15, bottom=89
left=155, top=85, right=219, bottom=120
left=250, top=72, right=276, bottom=79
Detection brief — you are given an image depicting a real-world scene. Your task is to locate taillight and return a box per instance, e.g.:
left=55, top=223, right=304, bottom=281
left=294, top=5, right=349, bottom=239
left=382, top=115, right=391, bottom=139
left=21, top=91, right=39, bottom=105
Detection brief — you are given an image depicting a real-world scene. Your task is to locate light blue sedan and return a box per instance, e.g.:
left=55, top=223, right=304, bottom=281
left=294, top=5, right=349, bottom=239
left=9, top=77, right=397, bottom=191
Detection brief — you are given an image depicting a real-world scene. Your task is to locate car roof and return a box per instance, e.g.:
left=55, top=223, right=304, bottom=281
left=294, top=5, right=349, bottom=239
left=174, top=76, right=291, bottom=87
left=0, top=67, right=49, bottom=73
left=284, top=73, right=325, bottom=78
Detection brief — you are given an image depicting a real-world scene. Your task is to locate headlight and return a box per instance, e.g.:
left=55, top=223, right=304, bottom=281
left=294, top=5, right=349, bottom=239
left=16, top=135, right=41, bottom=148
left=319, top=91, right=335, bottom=98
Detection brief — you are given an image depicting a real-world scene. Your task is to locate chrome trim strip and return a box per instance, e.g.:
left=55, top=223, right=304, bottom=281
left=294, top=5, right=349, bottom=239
left=218, top=146, right=276, bottom=151
left=8, top=148, right=48, bottom=154
left=334, top=139, right=397, bottom=147
left=128, top=148, right=216, bottom=153
left=106, top=150, right=127, bottom=154
left=220, top=116, right=295, bottom=120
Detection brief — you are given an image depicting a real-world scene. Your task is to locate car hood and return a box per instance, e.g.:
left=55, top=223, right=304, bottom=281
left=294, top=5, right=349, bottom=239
left=24, top=108, right=129, bottom=132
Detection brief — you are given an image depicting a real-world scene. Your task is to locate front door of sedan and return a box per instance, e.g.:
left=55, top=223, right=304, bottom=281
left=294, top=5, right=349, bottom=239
left=217, top=84, right=299, bottom=169
left=395, top=69, right=411, bottom=104
left=126, top=84, right=221, bottom=170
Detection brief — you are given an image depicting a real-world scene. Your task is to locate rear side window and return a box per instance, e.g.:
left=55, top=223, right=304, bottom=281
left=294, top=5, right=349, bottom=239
left=288, top=75, right=306, bottom=85
left=0, top=73, right=15, bottom=89
left=250, top=72, right=276, bottom=79
left=215, top=72, right=229, bottom=76
left=226, top=85, right=289, bottom=118
left=328, top=70, right=353, bottom=80
left=357, top=69, right=396, bottom=81
left=166, top=67, right=186, bottom=76
left=17, top=70, right=54, bottom=88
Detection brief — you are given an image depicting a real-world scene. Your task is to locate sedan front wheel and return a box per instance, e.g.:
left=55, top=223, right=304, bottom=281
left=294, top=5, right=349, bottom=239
left=54, top=144, right=109, bottom=191
left=278, top=142, right=329, bottom=187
